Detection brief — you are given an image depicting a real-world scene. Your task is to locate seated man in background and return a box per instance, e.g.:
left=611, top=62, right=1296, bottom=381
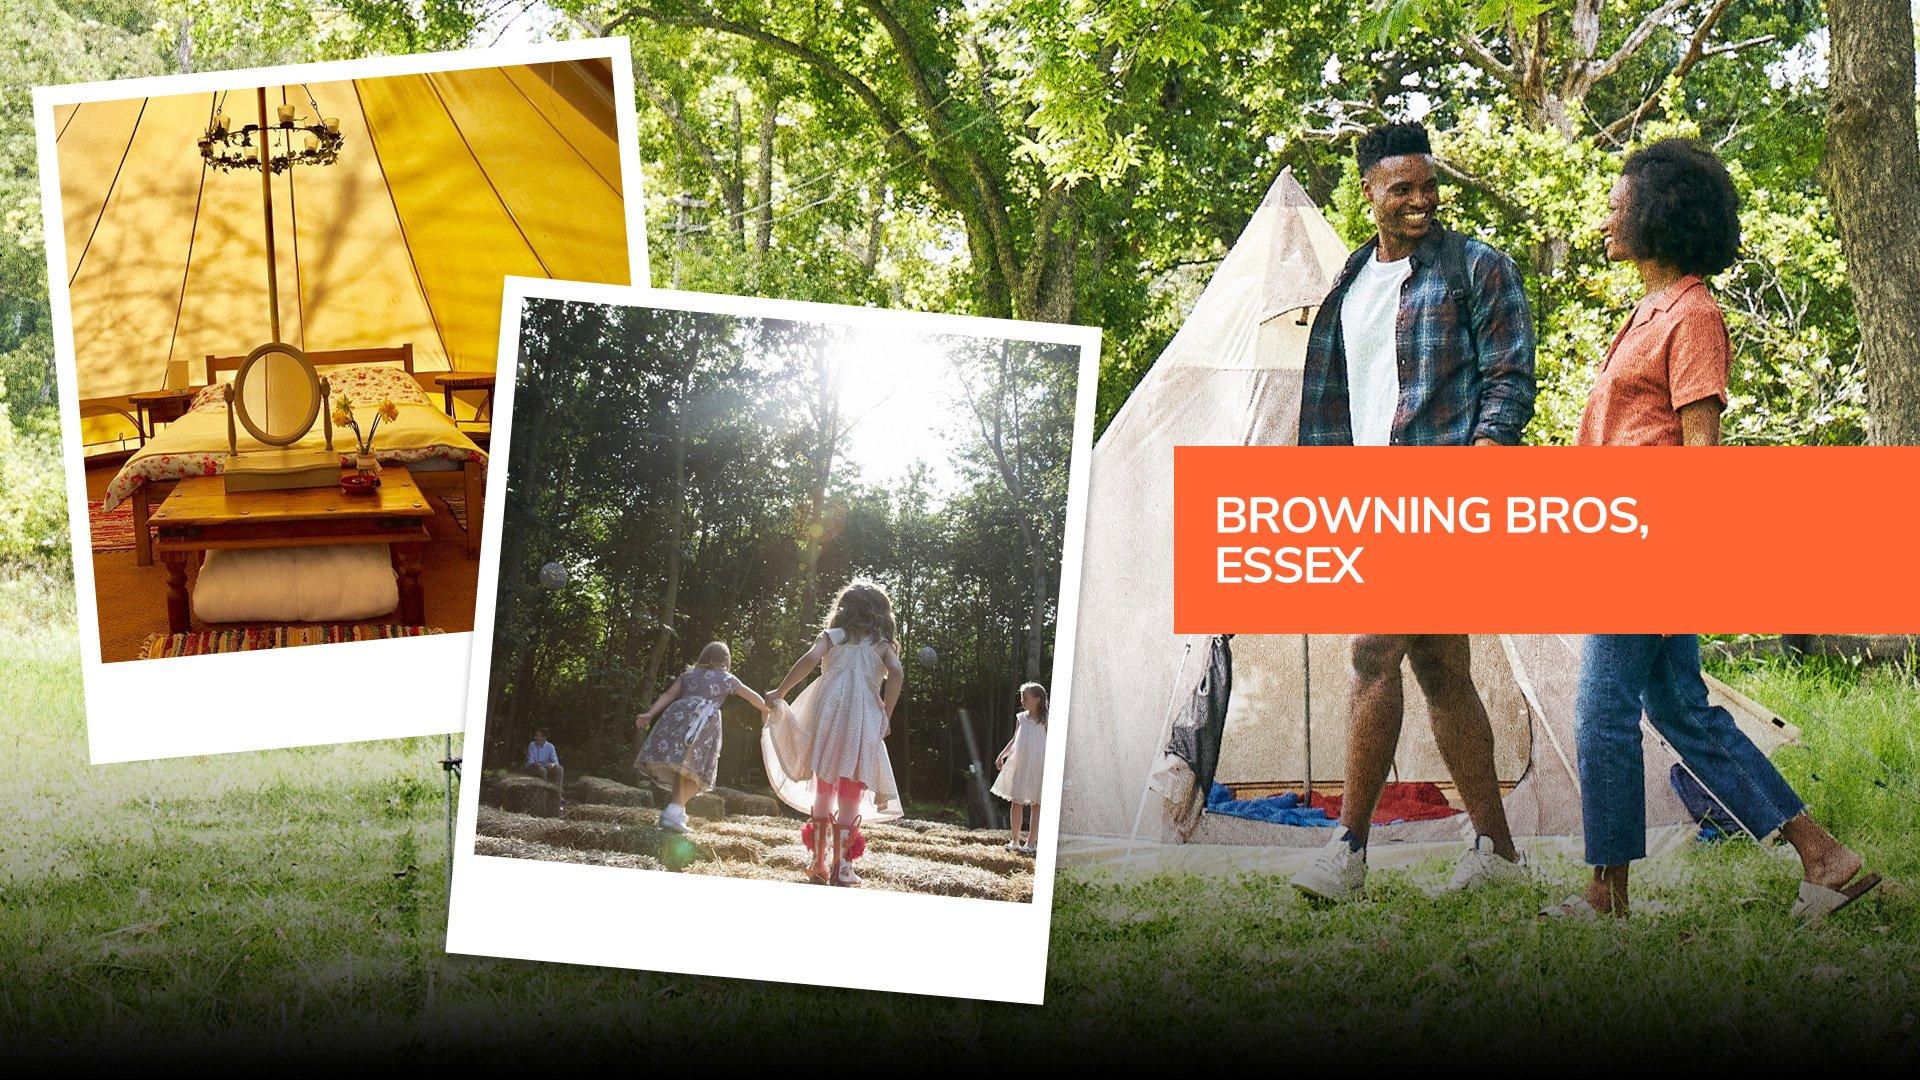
left=524, top=728, right=565, bottom=801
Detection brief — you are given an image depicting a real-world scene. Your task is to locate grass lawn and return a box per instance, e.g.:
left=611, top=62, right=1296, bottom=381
left=3, top=569, right=1915, bottom=1063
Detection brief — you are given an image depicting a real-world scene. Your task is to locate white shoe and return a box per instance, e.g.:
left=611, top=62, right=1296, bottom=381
left=1434, top=835, right=1528, bottom=895
left=659, top=803, right=690, bottom=833
left=1290, top=829, right=1367, bottom=902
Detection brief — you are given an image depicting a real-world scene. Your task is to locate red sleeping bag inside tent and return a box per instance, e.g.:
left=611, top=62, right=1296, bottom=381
left=1314, top=781, right=1459, bottom=825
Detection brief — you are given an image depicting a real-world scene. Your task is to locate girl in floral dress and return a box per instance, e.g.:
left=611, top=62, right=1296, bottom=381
left=761, top=581, right=905, bottom=886
left=636, top=641, right=768, bottom=833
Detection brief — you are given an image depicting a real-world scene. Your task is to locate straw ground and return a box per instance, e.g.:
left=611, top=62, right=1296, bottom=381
left=472, top=777, right=1035, bottom=902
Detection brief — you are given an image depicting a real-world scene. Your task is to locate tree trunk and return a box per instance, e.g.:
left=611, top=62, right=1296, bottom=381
left=1823, top=0, right=1920, bottom=445
left=642, top=414, right=687, bottom=692
left=753, top=90, right=778, bottom=259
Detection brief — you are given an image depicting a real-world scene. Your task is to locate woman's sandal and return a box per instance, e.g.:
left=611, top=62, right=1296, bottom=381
left=1791, top=871, right=1883, bottom=922
left=833, top=819, right=863, bottom=887
left=804, top=816, right=833, bottom=885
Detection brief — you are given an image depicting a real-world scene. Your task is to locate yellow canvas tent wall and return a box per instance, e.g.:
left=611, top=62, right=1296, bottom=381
left=55, top=59, right=630, bottom=419
left=1060, top=170, right=1799, bottom=851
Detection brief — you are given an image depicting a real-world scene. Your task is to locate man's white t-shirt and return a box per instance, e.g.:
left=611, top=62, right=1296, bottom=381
left=1338, top=253, right=1412, bottom=446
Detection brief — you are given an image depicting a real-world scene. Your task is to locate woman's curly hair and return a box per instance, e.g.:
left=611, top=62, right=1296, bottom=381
left=1618, top=139, right=1741, bottom=277
left=824, top=579, right=897, bottom=647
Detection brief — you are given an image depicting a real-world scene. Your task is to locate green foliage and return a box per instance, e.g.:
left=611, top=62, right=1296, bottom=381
left=0, top=396, right=69, bottom=573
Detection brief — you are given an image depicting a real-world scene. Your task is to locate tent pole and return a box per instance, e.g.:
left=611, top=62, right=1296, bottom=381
left=256, top=87, right=281, bottom=344
left=1301, top=634, right=1313, bottom=806
left=1126, top=640, right=1195, bottom=847
left=1640, top=719, right=1762, bottom=843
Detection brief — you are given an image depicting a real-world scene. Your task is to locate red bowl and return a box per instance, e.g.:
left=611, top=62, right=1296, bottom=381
left=339, top=473, right=380, bottom=495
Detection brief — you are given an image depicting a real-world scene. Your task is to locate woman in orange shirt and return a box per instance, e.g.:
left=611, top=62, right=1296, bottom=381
left=1551, top=139, right=1879, bottom=920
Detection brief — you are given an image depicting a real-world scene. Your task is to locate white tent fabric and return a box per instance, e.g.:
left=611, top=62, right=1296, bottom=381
left=1060, top=169, right=1799, bottom=851
left=55, top=60, right=630, bottom=403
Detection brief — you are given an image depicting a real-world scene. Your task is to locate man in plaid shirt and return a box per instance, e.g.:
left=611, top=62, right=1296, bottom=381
left=1289, top=122, right=1537, bottom=904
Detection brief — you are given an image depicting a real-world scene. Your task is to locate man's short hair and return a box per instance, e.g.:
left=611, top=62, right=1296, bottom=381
left=533, top=728, right=547, bottom=737
left=1356, top=122, right=1432, bottom=176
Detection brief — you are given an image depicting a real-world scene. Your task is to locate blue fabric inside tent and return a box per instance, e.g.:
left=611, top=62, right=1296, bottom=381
left=1205, top=783, right=1336, bottom=827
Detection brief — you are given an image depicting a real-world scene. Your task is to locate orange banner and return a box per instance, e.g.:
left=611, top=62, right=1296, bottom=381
left=1172, top=446, right=1920, bottom=634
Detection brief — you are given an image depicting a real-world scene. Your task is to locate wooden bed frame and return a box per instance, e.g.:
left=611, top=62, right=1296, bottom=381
left=128, top=344, right=483, bottom=565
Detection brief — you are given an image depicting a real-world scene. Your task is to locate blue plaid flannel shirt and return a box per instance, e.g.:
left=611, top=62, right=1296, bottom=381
left=1298, top=226, right=1536, bottom=446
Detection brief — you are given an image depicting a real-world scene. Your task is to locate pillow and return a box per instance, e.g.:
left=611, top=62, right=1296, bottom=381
left=191, top=544, right=399, bottom=624
left=188, top=362, right=431, bottom=414
left=325, top=365, right=431, bottom=409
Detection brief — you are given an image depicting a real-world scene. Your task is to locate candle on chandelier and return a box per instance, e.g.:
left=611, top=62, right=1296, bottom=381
left=324, top=117, right=340, bottom=133
left=278, top=104, right=296, bottom=125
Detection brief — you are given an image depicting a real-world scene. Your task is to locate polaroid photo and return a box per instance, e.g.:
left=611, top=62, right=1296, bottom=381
left=446, top=282, right=1099, bottom=1002
left=34, top=39, right=648, bottom=763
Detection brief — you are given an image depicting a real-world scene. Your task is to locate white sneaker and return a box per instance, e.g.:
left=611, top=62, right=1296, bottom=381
left=1434, top=835, right=1528, bottom=895
left=659, top=803, right=690, bottom=833
left=1290, top=829, right=1367, bottom=902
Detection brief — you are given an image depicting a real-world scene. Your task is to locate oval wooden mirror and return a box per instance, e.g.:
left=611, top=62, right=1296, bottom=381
left=232, top=341, right=321, bottom=446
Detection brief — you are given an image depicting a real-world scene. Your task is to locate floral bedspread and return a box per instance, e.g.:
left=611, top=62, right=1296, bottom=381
left=103, top=368, right=482, bottom=511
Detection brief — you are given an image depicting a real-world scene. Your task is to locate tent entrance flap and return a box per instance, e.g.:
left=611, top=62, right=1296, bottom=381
left=1214, top=634, right=1532, bottom=790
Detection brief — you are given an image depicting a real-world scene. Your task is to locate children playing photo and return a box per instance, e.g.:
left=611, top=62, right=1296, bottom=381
left=470, top=296, right=1090, bottom=903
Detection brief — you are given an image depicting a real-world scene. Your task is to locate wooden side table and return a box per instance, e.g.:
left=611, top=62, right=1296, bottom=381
left=150, top=469, right=434, bottom=632
left=127, top=387, right=198, bottom=442
left=437, top=372, right=495, bottom=423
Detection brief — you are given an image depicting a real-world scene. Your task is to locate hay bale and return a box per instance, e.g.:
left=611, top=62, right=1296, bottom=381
left=698, top=836, right=770, bottom=864
left=477, top=806, right=651, bottom=855
left=566, top=804, right=658, bottom=828
left=491, top=773, right=561, bottom=817
left=686, top=792, right=728, bottom=819
left=879, top=838, right=1031, bottom=875
left=571, top=775, right=655, bottom=808
left=719, top=792, right=783, bottom=817
left=475, top=834, right=667, bottom=872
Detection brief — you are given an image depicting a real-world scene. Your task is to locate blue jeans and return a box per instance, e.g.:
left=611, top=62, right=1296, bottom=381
left=1575, top=634, right=1804, bottom=866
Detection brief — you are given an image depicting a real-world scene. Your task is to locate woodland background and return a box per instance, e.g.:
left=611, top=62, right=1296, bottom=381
left=482, top=299, right=1078, bottom=811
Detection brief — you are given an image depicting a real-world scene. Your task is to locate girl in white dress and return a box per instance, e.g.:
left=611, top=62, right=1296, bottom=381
left=761, top=580, right=905, bottom=886
left=635, top=642, right=769, bottom=833
left=991, top=683, right=1049, bottom=855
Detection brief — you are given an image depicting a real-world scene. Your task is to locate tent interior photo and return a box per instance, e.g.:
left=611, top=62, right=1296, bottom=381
left=55, top=58, right=632, bottom=661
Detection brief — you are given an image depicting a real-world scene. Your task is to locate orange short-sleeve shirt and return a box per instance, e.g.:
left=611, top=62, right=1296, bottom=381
left=1576, top=275, right=1730, bottom=447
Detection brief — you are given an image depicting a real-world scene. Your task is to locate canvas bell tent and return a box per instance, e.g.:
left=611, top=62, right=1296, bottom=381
left=1060, top=170, right=1798, bottom=850
left=55, top=58, right=631, bottom=434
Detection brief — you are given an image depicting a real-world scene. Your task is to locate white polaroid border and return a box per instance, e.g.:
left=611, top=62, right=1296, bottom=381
left=446, top=281, right=1100, bottom=1003
left=34, top=40, right=649, bottom=764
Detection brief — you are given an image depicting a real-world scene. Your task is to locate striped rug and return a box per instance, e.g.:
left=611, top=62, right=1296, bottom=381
left=437, top=493, right=468, bottom=531
left=138, top=624, right=443, bottom=659
left=89, top=499, right=153, bottom=554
